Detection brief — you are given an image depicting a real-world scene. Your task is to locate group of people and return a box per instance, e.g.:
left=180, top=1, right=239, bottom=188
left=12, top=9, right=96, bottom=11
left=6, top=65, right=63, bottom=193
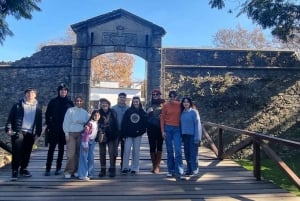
left=5, top=84, right=202, bottom=181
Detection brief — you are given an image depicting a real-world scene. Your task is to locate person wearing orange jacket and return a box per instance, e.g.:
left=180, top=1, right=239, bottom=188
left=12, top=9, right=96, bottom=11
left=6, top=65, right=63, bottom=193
left=160, top=90, right=184, bottom=180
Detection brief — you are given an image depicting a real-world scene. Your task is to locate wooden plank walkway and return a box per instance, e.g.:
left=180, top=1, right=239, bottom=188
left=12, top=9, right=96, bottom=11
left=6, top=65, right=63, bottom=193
left=0, top=136, right=299, bottom=201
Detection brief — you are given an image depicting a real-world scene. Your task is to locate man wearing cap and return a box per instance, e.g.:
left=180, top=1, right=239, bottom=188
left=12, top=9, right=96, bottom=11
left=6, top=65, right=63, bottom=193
left=44, top=83, right=74, bottom=176
left=111, top=92, right=129, bottom=170
left=160, top=90, right=184, bottom=180
left=5, top=87, right=43, bottom=181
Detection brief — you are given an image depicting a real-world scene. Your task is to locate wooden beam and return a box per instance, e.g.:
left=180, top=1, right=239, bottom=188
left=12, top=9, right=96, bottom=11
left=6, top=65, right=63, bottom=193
left=261, top=141, right=300, bottom=189
left=204, top=121, right=300, bottom=148
left=223, top=137, right=253, bottom=159
left=0, top=140, right=11, bottom=153
left=202, top=126, right=218, bottom=156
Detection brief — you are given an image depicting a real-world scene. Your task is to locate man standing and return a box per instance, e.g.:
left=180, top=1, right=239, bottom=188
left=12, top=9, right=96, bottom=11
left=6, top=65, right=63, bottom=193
left=44, top=83, right=74, bottom=176
left=111, top=92, right=129, bottom=170
left=5, top=87, right=43, bottom=181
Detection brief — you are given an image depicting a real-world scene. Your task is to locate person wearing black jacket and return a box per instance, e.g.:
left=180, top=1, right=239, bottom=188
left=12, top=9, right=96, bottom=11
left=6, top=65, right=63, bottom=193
left=5, top=87, right=43, bottom=181
left=44, top=83, right=74, bottom=176
left=146, top=89, right=165, bottom=174
left=98, top=98, right=118, bottom=177
left=121, top=96, right=147, bottom=175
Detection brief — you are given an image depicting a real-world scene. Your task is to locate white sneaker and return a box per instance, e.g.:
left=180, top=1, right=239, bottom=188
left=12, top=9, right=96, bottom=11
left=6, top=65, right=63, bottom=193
left=73, top=172, right=79, bottom=177
left=78, top=176, right=90, bottom=181
left=64, top=174, right=71, bottom=179
left=179, top=175, right=187, bottom=180
left=166, top=172, right=173, bottom=177
left=192, top=170, right=199, bottom=175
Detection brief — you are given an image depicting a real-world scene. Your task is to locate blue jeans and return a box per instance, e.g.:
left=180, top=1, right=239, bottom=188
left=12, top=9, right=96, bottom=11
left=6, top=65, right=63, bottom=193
left=78, top=140, right=96, bottom=178
left=164, top=125, right=183, bottom=175
left=182, top=135, right=199, bottom=174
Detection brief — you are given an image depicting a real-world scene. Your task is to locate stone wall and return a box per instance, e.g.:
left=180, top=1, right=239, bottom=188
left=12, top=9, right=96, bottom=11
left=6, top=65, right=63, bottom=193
left=0, top=45, right=300, bottom=151
left=163, top=48, right=300, bottom=67
left=162, top=48, right=300, bottom=154
left=164, top=66, right=300, bottom=156
left=0, top=45, right=72, bottom=126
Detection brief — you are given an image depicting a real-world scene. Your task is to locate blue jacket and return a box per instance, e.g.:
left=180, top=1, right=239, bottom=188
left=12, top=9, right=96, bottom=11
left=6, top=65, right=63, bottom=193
left=180, top=108, right=202, bottom=143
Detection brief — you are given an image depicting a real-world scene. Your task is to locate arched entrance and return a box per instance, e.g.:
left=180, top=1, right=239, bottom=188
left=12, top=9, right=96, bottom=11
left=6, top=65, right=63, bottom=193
left=70, top=9, right=166, bottom=106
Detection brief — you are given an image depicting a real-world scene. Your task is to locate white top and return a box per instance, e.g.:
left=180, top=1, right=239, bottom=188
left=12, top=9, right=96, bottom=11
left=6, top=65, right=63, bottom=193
left=63, top=106, right=90, bottom=136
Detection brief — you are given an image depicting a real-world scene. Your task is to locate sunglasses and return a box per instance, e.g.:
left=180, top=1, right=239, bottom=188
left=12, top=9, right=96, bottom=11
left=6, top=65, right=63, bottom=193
left=152, top=93, right=160, bottom=96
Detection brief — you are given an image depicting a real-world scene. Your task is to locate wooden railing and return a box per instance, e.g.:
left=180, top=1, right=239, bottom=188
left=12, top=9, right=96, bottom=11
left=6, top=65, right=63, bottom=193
left=0, top=126, right=12, bottom=153
left=203, top=121, right=300, bottom=189
left=1, top=122, right=300, bottom=188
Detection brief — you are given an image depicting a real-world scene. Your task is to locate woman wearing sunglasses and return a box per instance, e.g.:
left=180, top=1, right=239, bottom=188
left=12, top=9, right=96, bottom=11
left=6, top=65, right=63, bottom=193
left=146, top=89, right=165, bottom=174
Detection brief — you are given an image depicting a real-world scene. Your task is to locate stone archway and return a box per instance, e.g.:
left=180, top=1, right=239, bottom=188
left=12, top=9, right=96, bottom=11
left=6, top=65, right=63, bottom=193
left=70, top=9, right=166, bottom=106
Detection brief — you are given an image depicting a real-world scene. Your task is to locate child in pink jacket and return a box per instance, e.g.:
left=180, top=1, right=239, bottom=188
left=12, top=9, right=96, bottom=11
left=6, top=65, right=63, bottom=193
left=78, top=110, right=100, bottom=180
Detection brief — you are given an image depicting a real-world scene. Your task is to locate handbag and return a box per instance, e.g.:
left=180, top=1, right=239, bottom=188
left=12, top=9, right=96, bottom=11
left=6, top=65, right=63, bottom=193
left=98, top=130, right=107, bottom=143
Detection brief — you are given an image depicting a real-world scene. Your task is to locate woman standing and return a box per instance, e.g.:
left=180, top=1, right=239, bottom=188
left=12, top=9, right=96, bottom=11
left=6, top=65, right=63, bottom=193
left=146, top=89, right=165, bottom=174
left=161, top=90, right=184, bottom=179
left=180, top=97, right=202, bottom=177
left=63, top=96, right=90, bottom=179
left=98, top=98, right=118, bottom=177
left=121, top=96, right=147, bottom=175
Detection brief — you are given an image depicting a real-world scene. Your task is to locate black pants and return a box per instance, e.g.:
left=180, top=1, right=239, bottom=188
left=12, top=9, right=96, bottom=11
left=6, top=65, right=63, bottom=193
left=147, top=124, right=164, bottom=153
left=11, top=133, right=35, bottom=171
left=99, top=140, right=117, bottom=169
left=46, top=141, right=64, bottom=171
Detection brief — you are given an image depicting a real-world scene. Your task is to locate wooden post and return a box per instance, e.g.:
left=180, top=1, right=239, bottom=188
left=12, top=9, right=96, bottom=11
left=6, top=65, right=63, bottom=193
left=253, top=137, right=261, bottom=181
left=218, top=128, right=223, bottom=160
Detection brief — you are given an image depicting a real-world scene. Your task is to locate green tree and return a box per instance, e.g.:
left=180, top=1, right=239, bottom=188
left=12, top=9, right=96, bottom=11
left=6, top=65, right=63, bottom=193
left=0, top=0, right=41, bottom=44
left=209, top=0, right=300, bottom=43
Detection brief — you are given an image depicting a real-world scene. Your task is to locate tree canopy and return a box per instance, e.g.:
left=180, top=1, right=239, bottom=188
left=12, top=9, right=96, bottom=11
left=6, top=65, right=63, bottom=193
left=0, top=0, right=41, bottom=44
left=91, top=53, right=135, bottom=88
left=209, top=0, right=300, bottom=43
left=213, top=24, right=273, bottom=49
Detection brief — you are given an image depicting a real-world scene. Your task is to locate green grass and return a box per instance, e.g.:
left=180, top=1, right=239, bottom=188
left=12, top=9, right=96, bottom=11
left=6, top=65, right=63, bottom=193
left=235, top=158, right=300, bottom=196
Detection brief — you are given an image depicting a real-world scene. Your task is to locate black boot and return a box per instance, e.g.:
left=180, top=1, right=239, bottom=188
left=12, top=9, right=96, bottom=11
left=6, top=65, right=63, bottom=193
left=109, top=168, right=116, bottom=177
left=98, top=168, right=106, bottom=177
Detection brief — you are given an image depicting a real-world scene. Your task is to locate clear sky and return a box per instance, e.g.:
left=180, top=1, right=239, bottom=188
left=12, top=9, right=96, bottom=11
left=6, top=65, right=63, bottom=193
left=0, top=0, right=262, bottom=79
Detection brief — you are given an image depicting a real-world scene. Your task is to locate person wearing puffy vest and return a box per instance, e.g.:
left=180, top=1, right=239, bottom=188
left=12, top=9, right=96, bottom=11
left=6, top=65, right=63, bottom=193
left=5, top=87, right=42, bottom=181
